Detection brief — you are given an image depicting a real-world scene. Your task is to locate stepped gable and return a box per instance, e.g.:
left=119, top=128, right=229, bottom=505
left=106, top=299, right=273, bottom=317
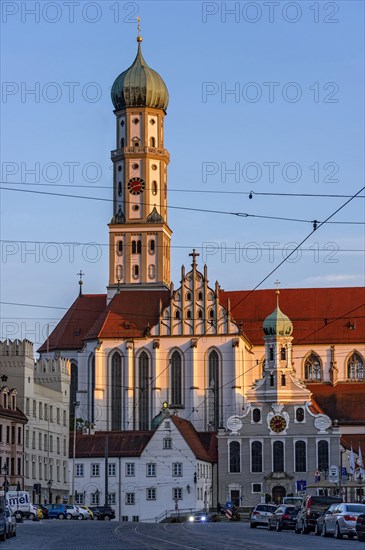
left=171, top=415, right=217, bottom=463
left=220, top=287, right=365, bottom=345
left=308, top=382, right=365, bottom=425
left=83, top=289, right=170, bottom=340
left=37, top=294, right=106, bottom=352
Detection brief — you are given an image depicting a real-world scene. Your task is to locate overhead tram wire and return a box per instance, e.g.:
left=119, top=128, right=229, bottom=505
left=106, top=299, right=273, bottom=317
left=0, top=186, right=364, bottom=225
left=1, top=180, right=365, bottom=200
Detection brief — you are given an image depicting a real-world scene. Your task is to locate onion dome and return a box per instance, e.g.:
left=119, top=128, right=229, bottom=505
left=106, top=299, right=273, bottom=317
left=263, top=290, right=293, bottom=336
left=111, top=39, right=169, bottom=113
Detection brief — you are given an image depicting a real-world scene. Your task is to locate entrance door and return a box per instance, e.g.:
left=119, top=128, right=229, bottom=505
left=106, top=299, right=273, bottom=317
left=230, top=489, right=240, bottom=507
left=272, top=486, right=286, bottom=504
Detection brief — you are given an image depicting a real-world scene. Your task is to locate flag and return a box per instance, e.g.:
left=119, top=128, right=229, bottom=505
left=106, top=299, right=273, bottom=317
left=359, top=444, right=365, bottom=479
left=349, top=445, right=356, bottom=475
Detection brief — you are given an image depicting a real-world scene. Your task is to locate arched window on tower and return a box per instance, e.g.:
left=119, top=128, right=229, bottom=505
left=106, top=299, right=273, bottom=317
left=132, top=240, right=137, bottom=254
left=229, top=441, right=241, bottom=473
left=170, top=351, right=183, bottom=407
left=207, top=350, right=220, bottom=430
left=280, top=347, right=286, bottom=360
left=304, top=353, right=322, bottom=381
left=269, top=347, right=274, bottom=361
left=347, top=351, right=364, bottom=380
left=138, top=352, right=150, bottom=430
left=70, top=361, right=78, bottom=419
left=111, top=353, right=123, bottom=430
left=137, top=241, right=142, bottom=254
left=150, top=137, right=156, bottom=147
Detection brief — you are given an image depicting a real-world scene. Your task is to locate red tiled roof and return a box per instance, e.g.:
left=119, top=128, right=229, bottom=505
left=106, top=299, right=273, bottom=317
left=171, top=415, right=217, bottom=463
left=71, top=431, right=152, bottom=458
left=220, top=287, right=365, bottom=346
left=0, top=404, right=28, bottom=423
left=308, top=382, right=365, bottom=425
left=341, top=435, right=365, bottom=457
left=38, top=294, right=107, bottom=352
left=83, top=290, right=170, bottom=340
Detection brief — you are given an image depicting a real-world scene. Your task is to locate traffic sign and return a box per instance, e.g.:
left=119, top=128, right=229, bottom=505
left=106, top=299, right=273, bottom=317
left=225, top=509, right=233, bottom=520
left=296, top=480, right=307, bottom=491
left=329, top=464, right=339, bottom=483
left=225, top=500, right=233, bottom=509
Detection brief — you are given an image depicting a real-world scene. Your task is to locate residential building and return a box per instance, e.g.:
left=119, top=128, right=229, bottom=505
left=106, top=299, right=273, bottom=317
left=69, top=414, right=217, bottom=521
left=0, top=339, right=70, bottom=502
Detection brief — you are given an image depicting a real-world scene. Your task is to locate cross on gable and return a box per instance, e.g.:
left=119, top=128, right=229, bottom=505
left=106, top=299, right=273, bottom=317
left=189, top=249, right=200, bottom=268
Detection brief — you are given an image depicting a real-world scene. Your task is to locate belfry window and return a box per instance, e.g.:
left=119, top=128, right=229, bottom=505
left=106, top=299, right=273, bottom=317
left=132, top=265, right=139, bottom=279
left=117, top=241, right=123, bottom=256
left=148, top=239, right=155, bottom=254
left=120, top=138, right=124, bottom=148
left=152, top=181, right=158, bottom=195
left=118, top=182, right=122, bottom=196
left=280, top=347, right=286, bottom=360
left=150, top=137, right=156, bottom=147
left=132, top=240, right=142, bottom=255
left=269, top=347, right=274, bottom=361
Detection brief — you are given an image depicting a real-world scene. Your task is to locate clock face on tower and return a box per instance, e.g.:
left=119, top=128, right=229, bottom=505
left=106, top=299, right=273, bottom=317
left=127, top=177, right=145, bottom=195
left=269, top=415, right=287, bottom=433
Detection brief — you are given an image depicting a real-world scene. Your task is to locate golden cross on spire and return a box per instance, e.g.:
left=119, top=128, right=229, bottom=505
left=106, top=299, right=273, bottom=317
left=274, top=279, right=280, bottom=306
left=137, top=16, right=143, bottom=43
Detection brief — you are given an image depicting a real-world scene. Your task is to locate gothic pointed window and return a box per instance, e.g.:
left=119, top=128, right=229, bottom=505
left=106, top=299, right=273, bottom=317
left=295, top=440, right=306, bottom=472
left=111, top=353, right=123, bottom=430
left=70, top=361, right=78, bottom=419
left=229, top=441, right=240, bottom=473
left=138, top=352, right=150, bottom=430
left=317, top=440, right=329, bottom=470
left=251, top=441, right=262, bottom=472
left=273, top=441, right=284, bottom=472
left=304, top=353, right=322, bottom=381
left=170, top=351, right=183, bottom=407
left=88, top=354, right=95, bottom=425
left=207, top=350, right=220, bottom=430
left=347, top=351, right=364, bottom=380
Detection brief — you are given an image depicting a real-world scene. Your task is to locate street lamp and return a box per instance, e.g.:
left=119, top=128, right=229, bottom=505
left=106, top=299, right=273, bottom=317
left=71, top=401, right=80, bottom=504
left=47, top=480, right=53, bottom=504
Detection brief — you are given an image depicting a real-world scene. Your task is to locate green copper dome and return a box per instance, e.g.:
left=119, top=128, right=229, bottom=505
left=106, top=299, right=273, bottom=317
left=111, top=42, right=169, bottom=112
left=263, top=292, right=293, bottom=336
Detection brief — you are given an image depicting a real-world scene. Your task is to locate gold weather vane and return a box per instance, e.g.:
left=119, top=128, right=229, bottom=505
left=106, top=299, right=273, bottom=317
left=137, top=16, right=143, bottom=42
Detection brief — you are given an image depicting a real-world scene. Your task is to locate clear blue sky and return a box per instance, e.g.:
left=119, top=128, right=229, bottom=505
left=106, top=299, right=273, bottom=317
left=1, top=1, right=364, bottom=347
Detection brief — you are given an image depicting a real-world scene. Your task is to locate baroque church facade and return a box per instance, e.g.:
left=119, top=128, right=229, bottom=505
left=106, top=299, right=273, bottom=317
left=38, top=35, right=365, bottom=488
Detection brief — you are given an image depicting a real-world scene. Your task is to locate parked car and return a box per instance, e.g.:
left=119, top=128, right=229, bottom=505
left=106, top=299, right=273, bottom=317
left=268, top=505, right=298, bottom=531
left=250, top=504, right=277, bottom=528
left=295, top=495, right=342, bottom=534
left=78, top=505, right=94, bottom=519
left=5, top=506, right=16, bottom=538
left=27, top=503, right=43, bottom=520
left=88, top=506, right=115, bottom=520
left=46, top=503, right=69, bottom=519
left=76, top=506, right=92, bottom=520
left=37, top=504, right=49, bottom=519
left=356, top=513, right=365, bottom=542
left=0, top=497, right=6, bottom=542
left=314, top=503, right=338, bottom=535
left=321, top=503, right=365, bottom=539
left=65, top=505, right=81, bottom=519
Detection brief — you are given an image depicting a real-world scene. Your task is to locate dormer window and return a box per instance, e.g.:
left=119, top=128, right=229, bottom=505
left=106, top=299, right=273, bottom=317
left=3, top=392, right=8, bottom=408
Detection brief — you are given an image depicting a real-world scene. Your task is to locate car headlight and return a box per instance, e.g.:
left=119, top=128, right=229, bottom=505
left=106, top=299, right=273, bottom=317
left=189, top=516, right=194, bottom=522
left=201, top=516, right=206, bottom=522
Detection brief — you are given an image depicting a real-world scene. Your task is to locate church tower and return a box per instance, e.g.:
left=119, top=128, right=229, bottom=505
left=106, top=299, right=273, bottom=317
left=107, top=29, right=171, bottom=301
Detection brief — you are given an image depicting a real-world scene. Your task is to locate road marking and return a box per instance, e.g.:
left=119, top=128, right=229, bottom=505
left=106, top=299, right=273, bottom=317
left=133, top=525, right=201, bottom=549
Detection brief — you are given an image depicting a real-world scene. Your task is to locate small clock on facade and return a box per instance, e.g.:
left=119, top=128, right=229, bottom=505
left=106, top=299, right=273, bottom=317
left=269, top=415, right=287, bottom=433
left=127, top=177, right=145, bottom=195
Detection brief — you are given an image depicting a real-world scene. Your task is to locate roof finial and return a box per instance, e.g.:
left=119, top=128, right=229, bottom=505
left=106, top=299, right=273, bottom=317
left=274, top=279, right=280, bottom=306
left=189, top=249, right=200, bottom=269
left=78, top=270, right=84, bottom=296
left=137, top=16, right=143, bottom=43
